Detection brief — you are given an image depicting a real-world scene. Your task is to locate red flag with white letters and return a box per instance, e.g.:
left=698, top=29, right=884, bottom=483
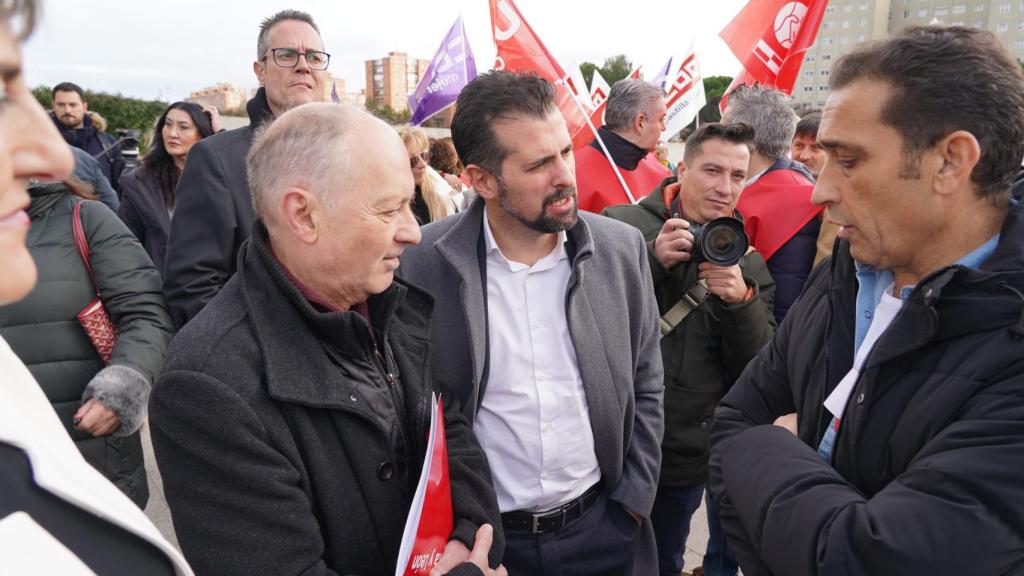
left=490, top=0, right=588, bottom=141
left=719, top=0, right=827, bottom=109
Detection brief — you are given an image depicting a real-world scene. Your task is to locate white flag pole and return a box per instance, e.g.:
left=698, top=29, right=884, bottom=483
left=560, top=79, right=637, bottom=205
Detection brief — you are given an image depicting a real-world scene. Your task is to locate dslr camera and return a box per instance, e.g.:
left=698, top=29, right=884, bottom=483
left=688, top=217, right=749, bottom=267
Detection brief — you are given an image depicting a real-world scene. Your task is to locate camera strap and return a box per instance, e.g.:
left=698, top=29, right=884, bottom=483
left=659, top=246, right=756, bottom=337
left=659, top=279, right=709, bottom=337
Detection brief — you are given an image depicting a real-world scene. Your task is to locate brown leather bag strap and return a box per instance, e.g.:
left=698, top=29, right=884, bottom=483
left=71, top=201, right=99, bottom=293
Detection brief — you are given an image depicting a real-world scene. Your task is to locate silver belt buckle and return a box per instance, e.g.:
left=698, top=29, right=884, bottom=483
left=531, top=513, right=542, bottom=534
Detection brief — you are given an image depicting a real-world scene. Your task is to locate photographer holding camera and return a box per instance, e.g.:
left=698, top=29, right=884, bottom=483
left=604, top=122, right=774, bottom=576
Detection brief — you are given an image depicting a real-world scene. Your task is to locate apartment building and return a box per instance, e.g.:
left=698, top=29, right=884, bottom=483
left=793, top=0, right=1024, bottom=107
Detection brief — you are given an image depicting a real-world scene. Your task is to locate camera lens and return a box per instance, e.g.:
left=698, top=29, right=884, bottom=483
left=696, top=217, right=748, bottom=266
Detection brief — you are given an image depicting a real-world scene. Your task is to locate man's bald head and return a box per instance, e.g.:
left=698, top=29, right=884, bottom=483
left=247, top=102, right=401, bottom=227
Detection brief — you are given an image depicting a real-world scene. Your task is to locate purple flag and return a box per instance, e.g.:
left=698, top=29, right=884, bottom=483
left=652, top=56, right=673, bottom=91
left=409, top=16, right=477, bottom=125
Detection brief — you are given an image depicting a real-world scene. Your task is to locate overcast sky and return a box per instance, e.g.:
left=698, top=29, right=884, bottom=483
left=24, top=0, right=748, bottom=102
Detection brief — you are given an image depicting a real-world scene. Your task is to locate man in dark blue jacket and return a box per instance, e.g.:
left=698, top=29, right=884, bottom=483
left=50, top=82, right=124, bottom=193
left=709, top=26, right=1024, bottom=576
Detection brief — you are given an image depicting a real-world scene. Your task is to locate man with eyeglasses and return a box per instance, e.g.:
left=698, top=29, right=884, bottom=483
left=163, top=9, right=330, bottom=330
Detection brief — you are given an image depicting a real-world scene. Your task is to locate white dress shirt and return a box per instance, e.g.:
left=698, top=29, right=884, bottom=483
left=824, top=283, right=904, bottom=420
left=474, top=208, right=602, bottom=513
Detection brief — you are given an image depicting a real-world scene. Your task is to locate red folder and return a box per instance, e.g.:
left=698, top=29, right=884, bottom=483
left=395, top=394, right=453, bottom=575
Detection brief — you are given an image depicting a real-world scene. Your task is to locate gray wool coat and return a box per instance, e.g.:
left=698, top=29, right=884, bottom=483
left=399, top=199, right=665, bottom=569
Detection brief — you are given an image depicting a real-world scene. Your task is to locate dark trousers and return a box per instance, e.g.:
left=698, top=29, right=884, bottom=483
left=503, top=492, right=657, bottom=576
left=651, top=484, right=739, bottom=576
left=651, top=483, right=705, bottom=576
left=702, top=492, right=738, bottom=576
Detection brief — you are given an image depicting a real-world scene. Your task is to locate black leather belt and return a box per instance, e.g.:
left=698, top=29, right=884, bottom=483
left=501, top=484, right=601, bottom=534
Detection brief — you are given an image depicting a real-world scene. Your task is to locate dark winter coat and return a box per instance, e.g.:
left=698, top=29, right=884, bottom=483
left=0, top=189, right=173, bottom=508
left=118, top=167, right=171, bottom=275
left=150, top=224, right=500, bottom=576
left=162, top=88, right=272, bottom=330
left=52, top=112, right=125, bottom=193
left=603, top=179, right=775, bottom=487
left=766, top=215, right=820, bottom=323
left=708, top=200, right=1024, bottom=575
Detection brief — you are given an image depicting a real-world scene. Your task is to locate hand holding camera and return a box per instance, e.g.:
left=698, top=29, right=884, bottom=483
left=654, top=217, right=695, bottom=269
left=698, top=262, right=748, bottom=305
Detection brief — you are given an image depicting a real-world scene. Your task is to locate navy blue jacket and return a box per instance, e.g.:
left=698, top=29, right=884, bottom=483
left=51, top=112, right=125, bottom=194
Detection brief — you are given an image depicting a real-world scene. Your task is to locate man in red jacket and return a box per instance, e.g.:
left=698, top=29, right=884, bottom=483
left=723, top=85, right=822, bottom=324
left=575, top=79, right=670, bottom=213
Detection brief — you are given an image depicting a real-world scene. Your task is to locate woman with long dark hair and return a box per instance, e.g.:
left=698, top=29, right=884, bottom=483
left=118, top=101, right=217, bottom=273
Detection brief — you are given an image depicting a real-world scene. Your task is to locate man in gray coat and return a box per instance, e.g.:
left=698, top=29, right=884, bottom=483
left=401, top=71, right=664, bottom=576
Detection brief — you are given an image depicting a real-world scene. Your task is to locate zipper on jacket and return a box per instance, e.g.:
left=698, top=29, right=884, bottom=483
left=373, top=339, right=414, bottom=465
left=816, top=248, right=837, bottom=448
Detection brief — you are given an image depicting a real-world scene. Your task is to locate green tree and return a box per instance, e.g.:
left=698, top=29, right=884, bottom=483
left=364, top=99, right=411, bottom=125
left=580, top=61, right=599, bottom=87
left=599, top=55, right=633, bottom=85
left=698, top=75, right=734, bottom=124
left=34, top=85, right=167, bottom=149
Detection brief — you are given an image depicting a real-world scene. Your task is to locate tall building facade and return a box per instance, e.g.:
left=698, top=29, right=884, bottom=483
left=364, top=51, right=430, bottom=112
left=794, top=0, right=1024, bottom=107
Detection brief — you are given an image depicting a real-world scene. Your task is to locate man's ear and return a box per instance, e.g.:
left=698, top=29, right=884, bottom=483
left=675, top=160, right=688, bottom=179
left=932, top=130, right=981, bottom=197
left=465, top=164, right=499, bottom=200
left=632, top=112, right=646, bottom=136
left=278, top=187, right=321, bottom=244
left=253, top=60, right=266, bottom=87
left=81, top=101, right=89, bottom=113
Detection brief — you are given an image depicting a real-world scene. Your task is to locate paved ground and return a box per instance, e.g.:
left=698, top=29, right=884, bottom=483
left=141, top=421, right=180, bottom=551
left=142, top=420, right=714, bottom=572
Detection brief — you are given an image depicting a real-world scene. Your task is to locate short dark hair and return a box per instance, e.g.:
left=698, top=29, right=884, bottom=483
left=795, top=111, right=822, bottom=140
left=52, top=81, right=84, bottom=100
left=683, top=122, right=755, bottom=165
left=0, top=0, right=36, bottom=40
left=450, top=71, right=556, bottom=176
left=830, top=25, right=1024, bottom=199
left=257, top=10, right=321, bottom=60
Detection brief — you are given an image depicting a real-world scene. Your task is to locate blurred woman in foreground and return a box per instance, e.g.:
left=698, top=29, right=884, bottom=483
left=0, top=1, right=191, bottom=573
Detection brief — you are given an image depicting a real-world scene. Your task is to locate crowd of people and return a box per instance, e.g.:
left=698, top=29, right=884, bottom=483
left=3, top=1, right=1024, bottom=575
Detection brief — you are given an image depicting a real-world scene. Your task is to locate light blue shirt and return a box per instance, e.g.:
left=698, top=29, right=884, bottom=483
left=818, top=234, right=1000, bottom=461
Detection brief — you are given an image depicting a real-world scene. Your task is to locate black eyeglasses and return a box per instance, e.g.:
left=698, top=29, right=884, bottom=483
left=409, top=151, right=430, bottom=168
left=263, top=47, right=331, bottom=71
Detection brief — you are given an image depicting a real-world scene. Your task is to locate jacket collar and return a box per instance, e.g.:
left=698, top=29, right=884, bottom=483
left=834, top=200, right=1024, bottom=368
left=237, top=222, right=430, bottom=409
left=247, top=88, right=275, bottom=127
left=589, top=126, right=649, bottom=170
left=431, top=198, right=594, bottom=393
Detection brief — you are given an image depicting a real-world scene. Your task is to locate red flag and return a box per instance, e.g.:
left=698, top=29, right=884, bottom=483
left=719, top=0, right=827, bottom=108
left=571, top=66, right=642, bottom=151
left=490, top=0, right=588, bottom=141
left=395, top=395, right=452, bottom=575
